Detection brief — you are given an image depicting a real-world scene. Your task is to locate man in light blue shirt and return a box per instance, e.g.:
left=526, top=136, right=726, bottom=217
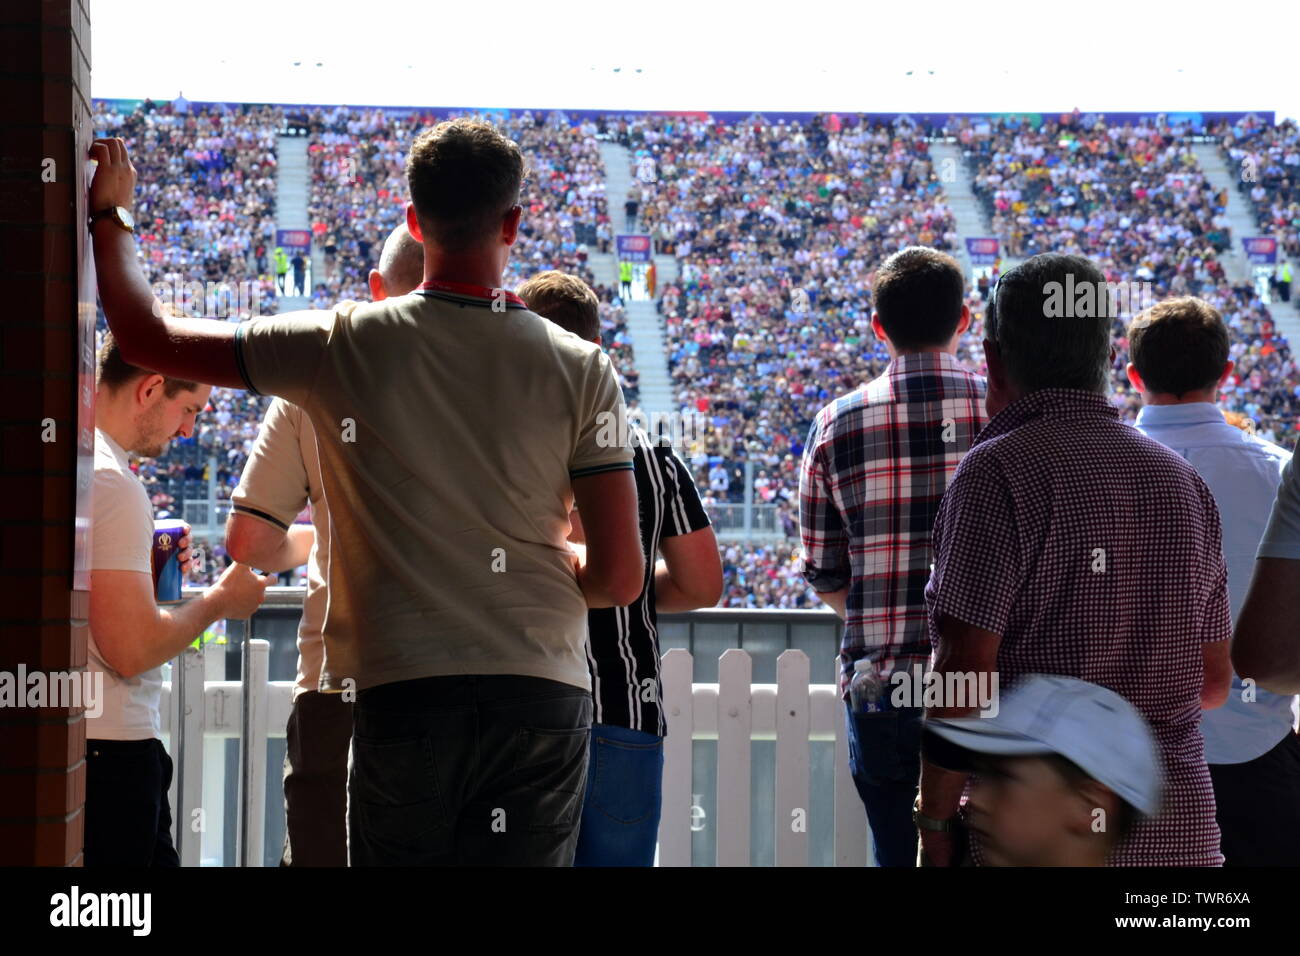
left=1128, top=295, right=1298, bottom=866
left=1235, top=457, right=1300, bottom=684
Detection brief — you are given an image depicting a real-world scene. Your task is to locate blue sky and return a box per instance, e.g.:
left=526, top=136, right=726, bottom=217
left=92, top=0, right=1297, bottom=122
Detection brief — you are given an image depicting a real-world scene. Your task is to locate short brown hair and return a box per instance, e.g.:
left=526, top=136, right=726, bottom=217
left=97, top=331, right=199, bottom=397
left=873, top=246, right=966, bottom=349
left=1128, top=297, right=1229, bottom=398
left=517, top=271, right=600, bottom=341
left=405, top=120, right=525, bottom=248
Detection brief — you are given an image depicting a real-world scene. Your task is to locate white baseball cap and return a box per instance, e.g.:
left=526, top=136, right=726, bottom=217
left=925, top=673, right=1163, bottom=816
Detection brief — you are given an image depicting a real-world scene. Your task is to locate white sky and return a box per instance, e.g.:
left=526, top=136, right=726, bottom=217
left=91, top=0, right=1298, bottom=122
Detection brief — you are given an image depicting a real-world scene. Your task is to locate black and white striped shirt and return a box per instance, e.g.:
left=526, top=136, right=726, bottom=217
left=586, top=426, right=711, bottom=736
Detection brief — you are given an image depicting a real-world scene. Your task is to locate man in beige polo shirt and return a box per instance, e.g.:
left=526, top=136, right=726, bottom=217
left=90, top=121, right=644, bottom=866
left=226, top=223, right=424, bottom=867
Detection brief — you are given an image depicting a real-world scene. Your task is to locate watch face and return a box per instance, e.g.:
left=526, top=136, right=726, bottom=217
left=117, top=207, right=135, bottom=230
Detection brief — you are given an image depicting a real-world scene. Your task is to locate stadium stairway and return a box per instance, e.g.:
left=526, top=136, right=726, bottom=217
left=1192, top=142, right=1300, bottom=348
left=929, top=140, right=1022, bottom=274
left=597, top=140, right=675, bottom=418
left=276, top=134, right=312, bottom=312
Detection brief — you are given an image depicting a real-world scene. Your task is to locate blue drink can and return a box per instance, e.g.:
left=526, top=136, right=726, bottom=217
left=152, top=519, right=186, bottom=604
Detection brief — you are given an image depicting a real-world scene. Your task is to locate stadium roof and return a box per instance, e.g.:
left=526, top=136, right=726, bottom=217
left=92, top=0, right=1298, bottom=124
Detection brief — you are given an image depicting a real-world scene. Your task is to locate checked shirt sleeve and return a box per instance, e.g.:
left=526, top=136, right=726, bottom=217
left=798, top=413, right=850, bottom=593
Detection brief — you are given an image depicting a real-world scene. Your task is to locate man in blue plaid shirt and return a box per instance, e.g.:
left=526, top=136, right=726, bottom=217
left=798, top=246, right=987, bottom=866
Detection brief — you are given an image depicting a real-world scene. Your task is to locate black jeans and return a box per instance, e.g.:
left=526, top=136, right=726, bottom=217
left=282, top=691, right=353, bottom=867
left=84, top=738, right=180, bottom=867
left=348, top=674, right=592, bottom=866
left=1209, top=731, right=1300, bottom=866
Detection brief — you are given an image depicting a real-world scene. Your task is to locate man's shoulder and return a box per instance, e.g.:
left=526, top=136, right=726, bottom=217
left=92, top=441, right=148, bottom=513
left=93, top=434, right=133, bottom=483
left=530, top=310, right=604, bottom=354
left=1111, top=419, right=1211, bottom=477
left=811, top=382, right=875, bottom=436
left=264, top=395, right=305, bottom=428
left=1241, top=431, right=1293, bottom=469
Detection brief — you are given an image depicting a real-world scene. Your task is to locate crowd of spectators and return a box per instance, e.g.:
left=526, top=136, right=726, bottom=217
left=628, top=113, right=959, bottom=507
left=965, top=112, right=1299, bottom=448
left=616, top=113, right=961, bottom=606
left=304, top=107, right=607, bottom=295
left=88, top=103, right=1300, bottom=606
left=302, top=107, right=641, bottom=396
left=92, top=100, right=284, bottom=525
left=1218, top=115, right=1300, bottom=261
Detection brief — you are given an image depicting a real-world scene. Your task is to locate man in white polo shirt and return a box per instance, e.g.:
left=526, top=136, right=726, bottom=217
left=88, top=334, right=273, bottom=866
left=226, top=223, right=424, bottom=867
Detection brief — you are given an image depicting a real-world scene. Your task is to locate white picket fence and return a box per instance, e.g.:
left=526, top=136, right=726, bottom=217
left=161, top=643, right=873, bottom=866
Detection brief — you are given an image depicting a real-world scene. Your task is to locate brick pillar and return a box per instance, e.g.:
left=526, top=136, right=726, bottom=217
left=0, top=0, right=93, bottom=866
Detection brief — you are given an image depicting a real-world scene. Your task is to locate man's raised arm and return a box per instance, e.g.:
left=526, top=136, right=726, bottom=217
left=89, top=137, right=245, bottom=388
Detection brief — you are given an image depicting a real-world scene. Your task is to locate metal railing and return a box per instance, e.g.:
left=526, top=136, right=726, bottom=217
left=181, top=498, right=235, bottom=537
left=703, top=502, right=788, bottom=539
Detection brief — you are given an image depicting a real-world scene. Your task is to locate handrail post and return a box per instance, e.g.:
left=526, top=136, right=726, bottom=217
left=173, top=644, right=206, bottom=866
left=235, top=620, right=270, bottom=866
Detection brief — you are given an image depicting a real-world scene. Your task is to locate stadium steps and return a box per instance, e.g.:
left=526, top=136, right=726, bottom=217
left=929, top=141, right=1018, bottom=273
left=624, top=301, right=675, bottom=414
left=597, top=140, right=676, bottom=419
left=1192, top=143, right=1300, bottom=346
left=653, top=252, right=678, bottom=286
left=1191, top=143, right=1256, bottom=284
left=276, top=134, right=313, bottom=312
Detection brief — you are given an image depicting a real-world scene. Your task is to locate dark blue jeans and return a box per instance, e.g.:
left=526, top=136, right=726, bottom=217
left=844, top=702, right=924, bottom=867
left=348, top=674, right=592, bottom=866
left=573, top=724, right=664, bottom=866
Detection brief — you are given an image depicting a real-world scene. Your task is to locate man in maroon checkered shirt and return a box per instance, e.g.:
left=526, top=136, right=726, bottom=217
left=918, top=253, right=1233, bottom=867
left=798, top=247, right=987, bottom=867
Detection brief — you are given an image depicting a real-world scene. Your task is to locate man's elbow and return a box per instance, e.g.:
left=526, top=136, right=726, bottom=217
left=1232, top=642, right=1299, bottom=696
left=676, top=562, right=723, bottom=610
left=694, top=570, right=724, bottom=609
left=1228, top=640, right=1263, bottom=690
left=1200, top=677, right=1231, bottom=710
left=105, top=311, right=164, bottom=367
left=96, top=639, right=146, bottom=681
left=225, top=522, right=271, bottom=568
left=608, top=557, right=646, bottom=606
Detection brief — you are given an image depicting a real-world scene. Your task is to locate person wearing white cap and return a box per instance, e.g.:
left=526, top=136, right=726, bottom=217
left=925, top=674, right=1163, bottom=867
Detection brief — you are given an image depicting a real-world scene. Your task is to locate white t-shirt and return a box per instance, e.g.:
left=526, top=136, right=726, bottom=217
left=87, top=428, right=162, bottom=740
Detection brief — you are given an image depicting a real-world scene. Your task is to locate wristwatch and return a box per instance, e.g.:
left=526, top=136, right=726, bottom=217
left=912, top=794, right=956, bottom=833
left=89, top=205, right=135, bottom=233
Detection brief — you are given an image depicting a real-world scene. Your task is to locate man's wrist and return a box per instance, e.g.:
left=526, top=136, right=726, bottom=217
left=913, top=794, right=959, bottom=831
left=89, top=205, right=136, bottom=232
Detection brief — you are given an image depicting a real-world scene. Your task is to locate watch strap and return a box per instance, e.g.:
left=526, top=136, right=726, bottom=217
left=89, top=206, right=132, bottom=231
left=913, top=796, right=956, bottom=832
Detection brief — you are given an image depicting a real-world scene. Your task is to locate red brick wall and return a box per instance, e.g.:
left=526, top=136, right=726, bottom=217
left=0, top=0, right=93, bottom=867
